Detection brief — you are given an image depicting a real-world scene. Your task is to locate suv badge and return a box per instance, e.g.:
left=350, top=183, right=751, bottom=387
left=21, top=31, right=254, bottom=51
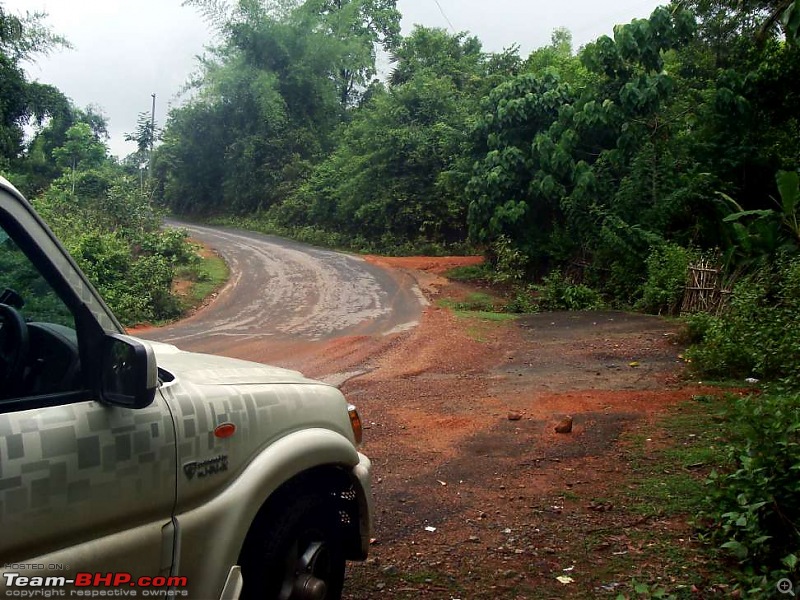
left=183, top=455, right=229, bottom=480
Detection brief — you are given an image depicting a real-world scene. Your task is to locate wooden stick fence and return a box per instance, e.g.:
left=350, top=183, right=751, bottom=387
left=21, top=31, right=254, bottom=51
left=681, top=258, right=731, bottom=315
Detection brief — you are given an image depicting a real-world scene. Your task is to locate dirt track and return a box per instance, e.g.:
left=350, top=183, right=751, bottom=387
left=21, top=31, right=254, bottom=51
left=290, top=258, right=712, bottom=598
left=334, top=289, right=712, bottom=599
left=141, top=233, right=714, bottom=598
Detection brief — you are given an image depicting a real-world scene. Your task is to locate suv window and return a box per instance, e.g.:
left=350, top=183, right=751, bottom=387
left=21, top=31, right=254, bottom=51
left=0, top=223, right=82, bottom=401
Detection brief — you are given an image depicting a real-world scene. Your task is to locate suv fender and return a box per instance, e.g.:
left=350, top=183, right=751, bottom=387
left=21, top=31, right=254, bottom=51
left=174, top=428, right=372, bottom=597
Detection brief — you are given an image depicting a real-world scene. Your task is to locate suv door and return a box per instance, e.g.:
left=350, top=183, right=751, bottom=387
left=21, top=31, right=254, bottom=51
left=0, top=186, right=177, bottom=588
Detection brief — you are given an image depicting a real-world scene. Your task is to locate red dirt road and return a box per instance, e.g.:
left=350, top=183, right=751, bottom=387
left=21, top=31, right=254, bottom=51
left=147, top=246, right=718, bottom=598
left=316, top=258, right=716, bottom=599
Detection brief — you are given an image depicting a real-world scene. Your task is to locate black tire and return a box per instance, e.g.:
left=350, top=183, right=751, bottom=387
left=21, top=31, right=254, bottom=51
left=240, top=492, right=345, bottom=600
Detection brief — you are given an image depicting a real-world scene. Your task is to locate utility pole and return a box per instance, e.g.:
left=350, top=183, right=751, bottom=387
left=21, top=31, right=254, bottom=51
left=149, top=93, right=156, bottom=179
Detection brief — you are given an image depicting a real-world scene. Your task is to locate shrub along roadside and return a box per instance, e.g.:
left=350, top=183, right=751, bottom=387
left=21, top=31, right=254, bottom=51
left=700, top=392, right=800, bottom=595
left=682, top=254, right=800, bottom=594
left=685, top=254, right=800, bottom=388
left=172, top=245, right=229, bottom=316
left=207, top=213, right=475, bottom=257
left=31, top=174, right=204, bottom=327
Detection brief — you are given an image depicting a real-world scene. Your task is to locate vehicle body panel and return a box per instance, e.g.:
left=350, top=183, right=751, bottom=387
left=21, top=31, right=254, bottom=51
left=0, top=177, right=372, bottom=597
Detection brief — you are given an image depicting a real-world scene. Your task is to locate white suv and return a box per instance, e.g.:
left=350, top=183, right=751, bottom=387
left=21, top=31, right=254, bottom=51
left=0, top=176, right=372, bottom=599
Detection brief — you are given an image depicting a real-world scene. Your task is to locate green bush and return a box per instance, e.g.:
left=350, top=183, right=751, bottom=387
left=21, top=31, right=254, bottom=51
left=703, top=392, right=800, bottom=593
left=490, top=235, right=526, bottom=284
left=62, top=227, right=194, bottom=325
left=686, top=256, right=800, bottom=387
left=504, top=285, right=540, bottom=314
left=68, top=231, right=131, bottom=289
left=638, top=243, right=694, bottom=315
left=680, top=311, right=717, bottom=345
left=537, top=271, right=604, bottom=311
left=138, top=228, right=195, bottom=265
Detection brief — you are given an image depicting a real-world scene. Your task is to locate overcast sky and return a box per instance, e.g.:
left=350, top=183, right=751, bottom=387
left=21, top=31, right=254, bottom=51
left=5, top=0, right=664, bottom=158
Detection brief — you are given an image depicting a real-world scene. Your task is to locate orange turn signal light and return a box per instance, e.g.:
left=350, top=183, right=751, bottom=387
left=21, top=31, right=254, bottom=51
left=347, top=405, right=363, bottom=445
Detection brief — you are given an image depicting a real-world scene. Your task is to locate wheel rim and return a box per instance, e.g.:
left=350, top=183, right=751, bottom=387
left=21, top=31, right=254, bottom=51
left=277, top=536, right=333, bottom=600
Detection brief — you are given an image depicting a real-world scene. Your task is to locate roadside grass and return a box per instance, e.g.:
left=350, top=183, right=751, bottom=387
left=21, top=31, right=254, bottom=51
left=207, top=214, right=476, bottom=256
left=444, top=264, right=493, bottom=282
left=603, top=394, right=738, bottom=597
left=623, top=398, right=730, bottom=517
left=173, top=247, right=229, bottom=314
left=437, top=291, right=499, bottom=312
left=437, top=292, right=517, bottom=341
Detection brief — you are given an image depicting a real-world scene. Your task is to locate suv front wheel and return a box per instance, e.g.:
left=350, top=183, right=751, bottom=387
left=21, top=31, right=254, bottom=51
left=240, top=492, right=345, bottom=600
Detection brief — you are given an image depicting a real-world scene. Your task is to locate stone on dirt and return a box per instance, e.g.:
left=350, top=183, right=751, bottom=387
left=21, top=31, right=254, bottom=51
left=555, top=416, right=574, bottom=433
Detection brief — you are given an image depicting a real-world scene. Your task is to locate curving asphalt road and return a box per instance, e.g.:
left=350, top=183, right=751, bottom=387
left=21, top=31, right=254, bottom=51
left=137, top=223, right=424, bottom=354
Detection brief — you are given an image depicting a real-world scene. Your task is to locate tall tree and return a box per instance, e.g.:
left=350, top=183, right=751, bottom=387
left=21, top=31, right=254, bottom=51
left=0, top=5, right=70, bottom=168
left=466, top=6, right=696, bottom=277
left=162, top=0, right=399, bottom=212
left=52, top=123, right=107, bottom=193
left=276, top=27, right=518, bottom=245
left=297, top=0, right=401, bottom=106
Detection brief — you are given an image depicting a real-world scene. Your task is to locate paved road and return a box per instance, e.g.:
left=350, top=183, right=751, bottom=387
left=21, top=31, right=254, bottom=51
left=138, top=223, right=424, bottom=354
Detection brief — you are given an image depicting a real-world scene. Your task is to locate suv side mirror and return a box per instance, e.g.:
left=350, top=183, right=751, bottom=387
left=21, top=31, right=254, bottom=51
left=101, top=334, right=157, bottom=408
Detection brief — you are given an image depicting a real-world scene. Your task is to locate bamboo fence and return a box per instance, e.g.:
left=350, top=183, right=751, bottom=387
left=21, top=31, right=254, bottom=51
left=681, top=258, right=731, bottom=315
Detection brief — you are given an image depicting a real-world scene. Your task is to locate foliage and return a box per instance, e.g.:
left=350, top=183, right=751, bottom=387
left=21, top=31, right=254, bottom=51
left=51, top=123, right=107, bottom=192
left=0, top=5, right=71, bottom=61
left=151, top=1, right=800, bottom=316
left=536, top=271, right=604, bottom=311
left=209, top=212, right=474, bottom=256
left=157, top=0, right=402, bottom=215
left=124, top=110, right=157, bottom=173
left=34, top=175, right=192, bottom=325
left=686, top=255, right=800, bottom=387
left=702, top=391, right=800, bottom=593
left=15, top=121, right=198, bottom=325
left=504, top=286, right=540, bottom=314
left=270, top=26, right=513, bottom=247
left=488, top=235, right=526, bottom=284
left=719, top=170, right=800, bottom=268
left=466, top=6, right=699, bottom=290
left=637, top=243, right=694, bottom=315
left=680, top=311, right=717, bottom=345
left=296, top=0, right=401, bottom=106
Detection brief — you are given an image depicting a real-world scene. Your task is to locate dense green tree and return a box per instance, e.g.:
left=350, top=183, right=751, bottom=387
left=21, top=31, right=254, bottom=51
left=158, top=0, right=379, bottom=214
left=297, top=0, right=401, bottom=106
left=466, top=6, right=696, bottom=290
left=273, top=26, right=518, bottom=246
left=0, top=4, right=70, bottom=170
left=52, top=123, right=107, bottom=193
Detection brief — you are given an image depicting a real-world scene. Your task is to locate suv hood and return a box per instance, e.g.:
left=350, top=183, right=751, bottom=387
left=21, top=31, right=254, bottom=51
left=141, top=339, right=321, bottom=386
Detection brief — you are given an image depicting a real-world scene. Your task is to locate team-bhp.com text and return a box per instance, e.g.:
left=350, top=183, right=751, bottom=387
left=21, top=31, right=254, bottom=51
left=3, top=573, right=188, bottom=597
